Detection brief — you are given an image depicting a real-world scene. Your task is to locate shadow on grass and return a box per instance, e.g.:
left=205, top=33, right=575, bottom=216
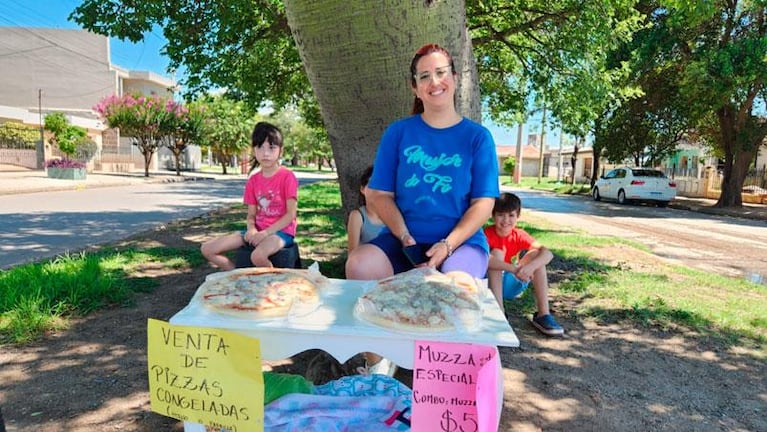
left=510, top=251, right=766, bottom=355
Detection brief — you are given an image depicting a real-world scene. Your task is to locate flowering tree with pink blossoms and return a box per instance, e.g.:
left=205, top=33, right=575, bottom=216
left=161, top=103, right=205, bottom=176
left=94, top=94, right=186, bottom=177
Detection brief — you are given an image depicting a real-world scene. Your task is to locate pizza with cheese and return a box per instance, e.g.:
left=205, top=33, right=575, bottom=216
left=198, top=267, right=324, bottom=318
left=355, top=268, right=482, bottom=332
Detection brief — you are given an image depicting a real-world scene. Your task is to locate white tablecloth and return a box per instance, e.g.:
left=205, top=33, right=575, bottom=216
left=170, top=277, right=519, bottom=368
left=169, top=276, right=519, bottom=432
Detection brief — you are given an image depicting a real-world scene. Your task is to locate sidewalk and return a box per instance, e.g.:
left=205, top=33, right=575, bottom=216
left=0, top=167, right=232, bottom=196
left=1, top=167, right=766, bottom=222
left=668, top=195, right=767, bottom=222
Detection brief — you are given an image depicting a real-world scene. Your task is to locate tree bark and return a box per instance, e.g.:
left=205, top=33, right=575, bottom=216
left=283, top=0, right=477, bottom=215
left=571, top=140, right=579, bottom=186
left=714, top=105, right=760, bottom=208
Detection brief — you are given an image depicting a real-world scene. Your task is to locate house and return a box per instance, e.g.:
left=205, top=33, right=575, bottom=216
left=495, top=144, right=543, bottom=177
left=0, top=27, right=177, bottom=172
left=554, top=146, right=595, bottom=183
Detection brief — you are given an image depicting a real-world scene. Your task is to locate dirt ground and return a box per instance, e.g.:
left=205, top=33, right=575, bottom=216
left=1, top=210, right=765, bottom=432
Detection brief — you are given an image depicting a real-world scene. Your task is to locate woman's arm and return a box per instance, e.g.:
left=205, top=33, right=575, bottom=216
left=368, top=189, right=415, bottom=246
left=346, top=209, right=363, bottom=252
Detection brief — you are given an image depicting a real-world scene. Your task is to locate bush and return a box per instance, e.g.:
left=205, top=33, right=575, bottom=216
left=503, top=156, right=516, bottom=175
left=45, top=158, right=86, bottom=169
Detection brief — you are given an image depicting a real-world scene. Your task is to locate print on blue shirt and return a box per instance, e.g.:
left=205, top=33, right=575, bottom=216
left=404, top=145, right=462, bottom=194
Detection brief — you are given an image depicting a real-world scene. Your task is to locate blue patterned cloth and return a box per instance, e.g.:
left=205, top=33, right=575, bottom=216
left=263, top=375, right=411, bottom=431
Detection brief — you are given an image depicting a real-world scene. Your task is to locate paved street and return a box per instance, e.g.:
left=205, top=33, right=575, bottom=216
left=2, top=167, right=766, bottom=281
left=507, top=188, right=767, bottom=283
left=0, top=168, right=337, bottom=269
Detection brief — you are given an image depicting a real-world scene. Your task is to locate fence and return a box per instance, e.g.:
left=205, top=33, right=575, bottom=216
left=668, top=166, right=767, bottom=202
left=0, top=123, right=40, bottom=169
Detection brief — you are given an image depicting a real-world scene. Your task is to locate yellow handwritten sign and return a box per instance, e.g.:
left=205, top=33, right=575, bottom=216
left=147, top=319, right=264, bottom=431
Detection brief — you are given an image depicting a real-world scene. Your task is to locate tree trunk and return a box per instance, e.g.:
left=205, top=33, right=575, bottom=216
left=591, top=142, right=602, bottom=188
left=716, top=148, right=753, bottom=207
left=140, top=144, right=152, bottom=177
left=715, top=105, right=760, bottom=208
left=174, top=150, right=182, bottom=176
left=283, top=0, right=477, bottom=215
left=571, top=141, right=579, bottom=186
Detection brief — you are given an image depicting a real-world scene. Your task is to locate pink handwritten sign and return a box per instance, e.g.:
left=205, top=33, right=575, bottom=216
left=411, top=340, right=499, bottom=432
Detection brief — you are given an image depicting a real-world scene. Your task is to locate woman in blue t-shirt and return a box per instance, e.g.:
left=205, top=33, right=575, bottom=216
left=346, top=43, right=499, bottom=281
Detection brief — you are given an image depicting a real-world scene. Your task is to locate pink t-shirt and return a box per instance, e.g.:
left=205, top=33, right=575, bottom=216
left=483, top=225, right=535, bottom=264
left=243, top=166, right=298, bottom=236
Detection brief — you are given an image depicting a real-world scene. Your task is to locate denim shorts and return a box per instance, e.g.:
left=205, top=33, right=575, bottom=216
left=369, top=232, right=488, bottom=278
left=502, top=272, right=529, bottom=299
left=240, top=230, right=294, bottom=247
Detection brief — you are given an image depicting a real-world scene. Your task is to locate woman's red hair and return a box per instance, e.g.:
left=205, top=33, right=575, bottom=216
left=409, top=44, right=456, bottom=114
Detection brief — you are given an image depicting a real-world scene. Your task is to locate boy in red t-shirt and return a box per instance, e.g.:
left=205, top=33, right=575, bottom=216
left=483, top=192, right=564, bottom=336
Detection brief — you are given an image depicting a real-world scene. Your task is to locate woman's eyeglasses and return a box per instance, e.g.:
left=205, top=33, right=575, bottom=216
left=414, top=65, right=452, bottom=85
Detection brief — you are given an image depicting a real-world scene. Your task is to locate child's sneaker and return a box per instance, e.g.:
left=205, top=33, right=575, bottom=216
left=531, top=313, right=564, bottom=336
left=356, top=357, right=398, bottom=376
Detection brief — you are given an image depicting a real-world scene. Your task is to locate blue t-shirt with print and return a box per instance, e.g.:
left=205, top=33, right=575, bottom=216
left=369, top=115, right=499, bottom=252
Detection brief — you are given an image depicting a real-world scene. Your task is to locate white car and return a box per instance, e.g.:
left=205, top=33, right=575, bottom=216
left=592, top=167, right=677, bottom=207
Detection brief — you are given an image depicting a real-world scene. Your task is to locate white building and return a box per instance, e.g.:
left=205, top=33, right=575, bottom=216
left=0, top=27, right=180, bottom=171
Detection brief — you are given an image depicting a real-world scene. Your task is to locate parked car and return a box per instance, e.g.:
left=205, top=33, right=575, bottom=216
left=592, top=167, right=676, bottom=207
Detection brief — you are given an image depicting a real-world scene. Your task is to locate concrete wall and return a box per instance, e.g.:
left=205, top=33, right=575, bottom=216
left=0, top=27, right=116, bottom=111
left=122, top=71, right=176, bottom=97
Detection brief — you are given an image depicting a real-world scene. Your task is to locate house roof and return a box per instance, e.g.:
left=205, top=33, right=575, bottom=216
left=496, top=145, right=542, bottom=159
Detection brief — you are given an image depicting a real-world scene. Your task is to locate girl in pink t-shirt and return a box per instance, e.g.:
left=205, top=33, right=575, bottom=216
left=201, top=122, right=298, bottom=270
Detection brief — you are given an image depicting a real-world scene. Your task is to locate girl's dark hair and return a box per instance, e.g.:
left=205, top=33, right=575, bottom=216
left=493, top=192, right=522, bottom=216
left=249, top=122, right=283, bottom=171
left=409, top=43, right=456, bottom=115
left=358, top=166, right=374, bottom=206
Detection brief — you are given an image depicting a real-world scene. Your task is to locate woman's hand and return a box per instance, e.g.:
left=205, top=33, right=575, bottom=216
left=425, top=240, right=451, bottom=268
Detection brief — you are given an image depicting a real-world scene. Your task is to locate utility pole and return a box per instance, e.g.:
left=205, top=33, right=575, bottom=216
left=37, top=89, right=45, bottom=170
left=537, top=103, right=547, bottom=184
left=557, top=127, right=564, bottom=182
left=513, top=122, right=523, bottom=184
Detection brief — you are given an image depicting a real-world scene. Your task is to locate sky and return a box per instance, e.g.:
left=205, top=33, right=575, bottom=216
left=0, top=0, right=561, bottom=146
left=0, top=0, right=172, bottom=76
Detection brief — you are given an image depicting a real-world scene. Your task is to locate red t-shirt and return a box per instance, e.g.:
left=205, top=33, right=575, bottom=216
left=243, top=166, right=298, bottom=236
left=483, top=225, right=535, bottom=264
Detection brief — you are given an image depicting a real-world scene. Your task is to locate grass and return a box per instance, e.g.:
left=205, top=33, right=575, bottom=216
left=0, top=247, right=202, bottom=343
left=500, top=175, right=592, bottom=195
left=1, top=181, right=765, bottom=358
left=197, top=163, right=334, bottom=176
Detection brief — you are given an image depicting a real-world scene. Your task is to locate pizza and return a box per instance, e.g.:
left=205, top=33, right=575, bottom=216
left=198, top=267, right=325, bottom=318
left=355, top=267, right=483, bottom=332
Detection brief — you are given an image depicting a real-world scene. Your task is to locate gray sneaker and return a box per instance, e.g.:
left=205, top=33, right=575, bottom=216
left=531, top=313, right=565, bottom=336
left=357, top=357, right=398, bottom=376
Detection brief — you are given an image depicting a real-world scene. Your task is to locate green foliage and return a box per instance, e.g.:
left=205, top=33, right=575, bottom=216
left=43, top=112, right=88, bottom=159
left=164, top=103, right=205, bottom=174
left=617, top=1, right=767, bottom=206
left=190, top=95, right=254, bottom=174
left=0, top=122, right=39, bottom=149
left=502, top=156, right=516, bottom=175
left=71, top=1, right=644, bottom=142
left=468, top=0, right=644, bottom=135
